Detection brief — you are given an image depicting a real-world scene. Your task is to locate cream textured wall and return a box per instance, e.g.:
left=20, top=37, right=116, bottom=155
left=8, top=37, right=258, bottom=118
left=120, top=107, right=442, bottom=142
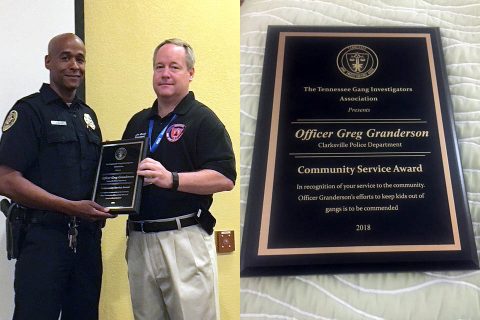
left=84, top=1, right=240, bottom=319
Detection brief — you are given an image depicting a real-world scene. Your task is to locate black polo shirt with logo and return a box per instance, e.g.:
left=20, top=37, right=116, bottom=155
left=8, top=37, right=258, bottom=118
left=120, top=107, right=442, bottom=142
left=122, top=91, right=236, bottom=220
left=0, top=83, right=102, bottom=203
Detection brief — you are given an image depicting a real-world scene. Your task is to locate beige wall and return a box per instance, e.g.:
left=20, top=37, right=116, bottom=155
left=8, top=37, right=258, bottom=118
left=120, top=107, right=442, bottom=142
left=85, top=1, right=240, bottom=319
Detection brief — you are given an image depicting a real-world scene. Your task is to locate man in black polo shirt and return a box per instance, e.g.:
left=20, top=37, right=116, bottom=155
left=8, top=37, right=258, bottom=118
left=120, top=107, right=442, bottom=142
left=0, top=33, right=114, bottom=320
left=122, top=38, right=236, bottom=320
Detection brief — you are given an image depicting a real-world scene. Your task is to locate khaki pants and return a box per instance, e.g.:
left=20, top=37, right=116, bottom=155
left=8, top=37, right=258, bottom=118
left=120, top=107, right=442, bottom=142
left=126, top=224, right=219, bottom=320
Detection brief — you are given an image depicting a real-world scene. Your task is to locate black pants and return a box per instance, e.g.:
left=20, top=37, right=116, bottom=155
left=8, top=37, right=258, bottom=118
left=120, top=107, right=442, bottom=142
left=13, top=222, right=102, bottom=320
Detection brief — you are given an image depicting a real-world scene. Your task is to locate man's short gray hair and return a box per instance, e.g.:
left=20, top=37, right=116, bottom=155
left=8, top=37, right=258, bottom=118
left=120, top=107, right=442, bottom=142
left=152, top=38, right=195, bottom=70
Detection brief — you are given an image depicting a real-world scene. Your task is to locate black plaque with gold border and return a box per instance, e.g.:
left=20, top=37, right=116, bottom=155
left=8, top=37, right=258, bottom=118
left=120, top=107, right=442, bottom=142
left=92, top=138, right=147, bottom=214
left=241, top=26, right=479, bottom=276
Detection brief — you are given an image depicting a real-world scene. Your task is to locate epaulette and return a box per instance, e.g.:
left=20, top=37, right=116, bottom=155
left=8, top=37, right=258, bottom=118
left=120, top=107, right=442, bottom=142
left=77, top=99, right=94, bottom=111
left=17, top=92, right=40, bottom=104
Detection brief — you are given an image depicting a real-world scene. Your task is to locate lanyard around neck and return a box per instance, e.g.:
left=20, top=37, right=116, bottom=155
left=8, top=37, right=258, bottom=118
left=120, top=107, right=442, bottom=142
left=148, top=114, right=177, bottom=153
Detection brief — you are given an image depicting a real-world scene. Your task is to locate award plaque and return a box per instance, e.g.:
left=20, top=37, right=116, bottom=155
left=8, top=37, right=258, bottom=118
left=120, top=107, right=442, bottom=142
left=241, top=26, right=479, bottom=276
left=92, top=138, right=147, bottom=214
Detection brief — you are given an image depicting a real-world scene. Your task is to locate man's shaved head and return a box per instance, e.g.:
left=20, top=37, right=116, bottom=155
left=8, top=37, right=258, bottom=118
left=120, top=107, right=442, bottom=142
left=47, top=33, right=84, bottom=56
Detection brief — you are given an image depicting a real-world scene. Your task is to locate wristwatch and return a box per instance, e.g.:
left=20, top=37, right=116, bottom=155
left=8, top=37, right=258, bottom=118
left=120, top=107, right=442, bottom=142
left=171, top=171, right=179, bottom=191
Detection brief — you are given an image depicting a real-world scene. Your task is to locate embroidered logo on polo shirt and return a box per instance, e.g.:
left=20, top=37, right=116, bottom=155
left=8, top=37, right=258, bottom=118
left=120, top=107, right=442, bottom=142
left=2, top=110, right=18, bottom=132
left=166, top=124, right=185, bottom=142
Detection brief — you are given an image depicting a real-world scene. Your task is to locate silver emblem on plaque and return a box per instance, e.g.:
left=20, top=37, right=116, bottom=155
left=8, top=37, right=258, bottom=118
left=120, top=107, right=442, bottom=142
left=115, top=147, right=127, bottom=161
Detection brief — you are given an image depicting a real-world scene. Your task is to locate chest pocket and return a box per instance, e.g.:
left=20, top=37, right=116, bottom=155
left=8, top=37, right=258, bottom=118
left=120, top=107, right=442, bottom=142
left=85, top=130, right=101, bottom=160
left=45, top=126, right=80, bottom=167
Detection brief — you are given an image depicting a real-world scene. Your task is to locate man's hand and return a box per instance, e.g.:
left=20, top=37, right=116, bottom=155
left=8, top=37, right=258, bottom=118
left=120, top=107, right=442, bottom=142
left=0, top=165, right=117, bottom=220
left=136, top=158, right=234, bottom=195
left=64, top=200, right=115, bottom=221
left=137, top=157, right=173, bottom=189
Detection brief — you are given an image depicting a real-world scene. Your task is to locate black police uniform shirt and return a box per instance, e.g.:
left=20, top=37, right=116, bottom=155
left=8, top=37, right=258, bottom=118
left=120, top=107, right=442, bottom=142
left=122, top=91, right=236, bottom=221
left=0, top=83, right=102, bottom=203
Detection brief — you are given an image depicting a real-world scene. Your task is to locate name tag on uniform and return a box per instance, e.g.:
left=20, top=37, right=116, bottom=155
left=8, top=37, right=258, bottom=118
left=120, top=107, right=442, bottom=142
left=51, top=120, right=67, bottom=126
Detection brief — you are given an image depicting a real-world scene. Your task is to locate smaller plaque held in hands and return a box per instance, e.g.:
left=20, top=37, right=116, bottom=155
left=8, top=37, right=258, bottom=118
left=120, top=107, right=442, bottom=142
left=92, top=138, right=147, bottom=214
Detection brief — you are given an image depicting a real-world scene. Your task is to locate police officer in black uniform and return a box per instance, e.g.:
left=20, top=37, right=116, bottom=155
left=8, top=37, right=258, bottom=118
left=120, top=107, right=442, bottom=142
left=0, top=33, right=114, bottom=320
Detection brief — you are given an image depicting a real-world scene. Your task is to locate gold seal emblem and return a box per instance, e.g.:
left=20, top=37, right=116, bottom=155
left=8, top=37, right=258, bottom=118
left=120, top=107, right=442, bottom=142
left=83, top=113, right=96, bottom=130
left=2, top=110, right=18, bottom=132
left=337, top=45, right=378, bottom=79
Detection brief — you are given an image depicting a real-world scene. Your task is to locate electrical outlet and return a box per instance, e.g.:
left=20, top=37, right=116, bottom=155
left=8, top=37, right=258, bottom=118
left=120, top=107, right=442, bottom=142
left=215, top=230, right=235, bottom=253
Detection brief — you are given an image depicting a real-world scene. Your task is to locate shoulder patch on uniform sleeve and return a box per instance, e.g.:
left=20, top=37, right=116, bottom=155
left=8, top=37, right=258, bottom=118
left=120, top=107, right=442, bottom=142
left=2, top=110, right=18, bottom=132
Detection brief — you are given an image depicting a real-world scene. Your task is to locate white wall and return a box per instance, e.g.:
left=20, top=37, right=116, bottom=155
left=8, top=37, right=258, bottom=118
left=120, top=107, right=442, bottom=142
left=0, top=1, right=75, bottom=318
